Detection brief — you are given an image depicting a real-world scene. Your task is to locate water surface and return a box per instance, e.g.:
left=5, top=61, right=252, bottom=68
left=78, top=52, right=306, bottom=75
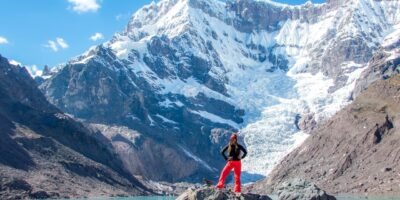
left=56, top=197, right=175, bottom=200
left=51, top=195, right=400, bottom=200
left=336, top=195, right=400, bottom=200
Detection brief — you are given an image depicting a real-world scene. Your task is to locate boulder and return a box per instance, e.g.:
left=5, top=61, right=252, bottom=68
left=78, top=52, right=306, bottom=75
left=177, top=187, right=271, bottom=200
left=276, top=179, right=336, bottom=200
left=295, top=113, right=317, bottom=132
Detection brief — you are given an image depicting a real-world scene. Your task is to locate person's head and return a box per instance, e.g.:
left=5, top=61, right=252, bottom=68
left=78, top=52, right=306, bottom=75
left=228, top=133, right=238, bottom=153
left=230, top=133, right=238, bottom=144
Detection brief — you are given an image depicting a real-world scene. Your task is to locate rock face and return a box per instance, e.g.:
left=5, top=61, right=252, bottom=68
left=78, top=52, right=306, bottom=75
left=276, top=179, right=336, bottom=200
left=253, top=75, right=400, bottom=195
left=0, top=55, right=148, bottom=199
left=87, top=123, right=212, bottom=182
left=177, top=187, right=271, bottom=200
left=353, top=26, right=400, bottom=97
left=40, top=0, right=400, bottom=179
left=295, top=113, right=318, bottom=132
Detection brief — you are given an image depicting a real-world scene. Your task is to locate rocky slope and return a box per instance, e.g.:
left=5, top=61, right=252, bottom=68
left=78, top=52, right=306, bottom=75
left=86, top=123, right=214, bottom=182
left=40, top=0, right=400, bottom=181
left=0, top=55, right=148, bottom=199
left=252, top=74, right=400, bottom=195
left=353, top=24, right=400, bottom=97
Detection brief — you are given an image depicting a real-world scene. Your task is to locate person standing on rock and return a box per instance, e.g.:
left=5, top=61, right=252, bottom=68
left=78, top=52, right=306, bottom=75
left=216, top=133, right=247, bottom=196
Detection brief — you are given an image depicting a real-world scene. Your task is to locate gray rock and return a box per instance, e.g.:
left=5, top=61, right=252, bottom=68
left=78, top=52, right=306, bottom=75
left=276, top=179, right=336, bottom=200
left=295, top=113, right=317, bottom=132
left=353, top=43, right=400, bottom=97
left=177, top=187, right=271, bottom=200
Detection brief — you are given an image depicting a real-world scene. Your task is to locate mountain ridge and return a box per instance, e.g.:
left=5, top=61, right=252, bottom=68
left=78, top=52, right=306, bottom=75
left=0, top=55, right=150, bottom=199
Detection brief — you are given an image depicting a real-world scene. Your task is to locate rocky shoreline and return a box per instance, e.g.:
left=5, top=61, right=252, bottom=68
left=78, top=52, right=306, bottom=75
left=177, top=179, right=336, bottom=200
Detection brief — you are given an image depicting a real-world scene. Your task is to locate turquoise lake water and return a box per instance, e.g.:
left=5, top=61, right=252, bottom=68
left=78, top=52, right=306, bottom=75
left=336, top=196, right=400, bottom=200
left=53, top=197, right=175, bottom=200
left=53, top=195, right=400, bottom=200
left=268, top=195, right=400, bottom=200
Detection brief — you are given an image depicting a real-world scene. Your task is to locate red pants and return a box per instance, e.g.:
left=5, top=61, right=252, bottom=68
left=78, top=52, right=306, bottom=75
left=216, top=160, right=242, bottom=192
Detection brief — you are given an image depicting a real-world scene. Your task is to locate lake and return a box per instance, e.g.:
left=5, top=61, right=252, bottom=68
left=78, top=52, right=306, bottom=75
left=50, top=195, right=400, bottom=200
left=336, top=195, right=400, bottom=200
left=53, top=197, right=175, bottom=200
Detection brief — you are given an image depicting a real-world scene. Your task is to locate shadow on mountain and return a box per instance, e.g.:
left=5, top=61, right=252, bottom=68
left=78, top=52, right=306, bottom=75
left=0, top=54, right=149, bottom=198
left=241, top=172, right=266, bottom=184
left=0, top=95, right=36, bottom=171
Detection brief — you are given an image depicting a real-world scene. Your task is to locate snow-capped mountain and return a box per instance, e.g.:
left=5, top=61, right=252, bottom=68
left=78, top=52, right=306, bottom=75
left=40, top=0, right=400, bottom=181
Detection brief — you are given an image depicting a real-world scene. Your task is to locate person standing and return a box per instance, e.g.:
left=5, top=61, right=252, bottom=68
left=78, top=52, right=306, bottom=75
left=216, top=133, right=247, bottom=196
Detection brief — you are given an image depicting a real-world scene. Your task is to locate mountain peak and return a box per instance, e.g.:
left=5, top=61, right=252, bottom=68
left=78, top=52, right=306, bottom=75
left=125, top=0, right=191, bottom=39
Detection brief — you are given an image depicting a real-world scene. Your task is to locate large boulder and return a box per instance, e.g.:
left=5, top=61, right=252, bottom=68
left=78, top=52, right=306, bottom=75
left=177, top=187, right=271, bottom=200
left=276, top=179, right=336, bottom=200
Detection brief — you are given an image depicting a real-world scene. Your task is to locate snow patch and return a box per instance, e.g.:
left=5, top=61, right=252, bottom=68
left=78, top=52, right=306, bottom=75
left=189, top=109, right=239, bottom=128
left=25, top=65, right=43, bottom=78
left=179, top=146, right=216, bottom=172
left=155, top=114, right=178, bottom=125
left=9, top=60, right=22, bottom=66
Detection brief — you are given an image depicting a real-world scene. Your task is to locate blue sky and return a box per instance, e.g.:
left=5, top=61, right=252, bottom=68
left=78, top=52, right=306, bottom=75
left=0, top=0, right=325, bottom=70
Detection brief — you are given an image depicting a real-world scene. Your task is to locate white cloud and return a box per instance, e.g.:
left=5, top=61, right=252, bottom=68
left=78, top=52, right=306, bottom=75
left=90, top=32, right=104, bottom=41
left=45, top=40, right=59, bottom=52
left=0, top=36, right=8, bottom=44
left=56, top=38, right=69, bottom=49
left=44, top=37, right=69, bottom=52
left=67, top=0, right=100, bottom=13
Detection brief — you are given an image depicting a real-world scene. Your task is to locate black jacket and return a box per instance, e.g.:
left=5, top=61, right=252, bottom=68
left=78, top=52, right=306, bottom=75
left=221, top=144, right=247, bottom=161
